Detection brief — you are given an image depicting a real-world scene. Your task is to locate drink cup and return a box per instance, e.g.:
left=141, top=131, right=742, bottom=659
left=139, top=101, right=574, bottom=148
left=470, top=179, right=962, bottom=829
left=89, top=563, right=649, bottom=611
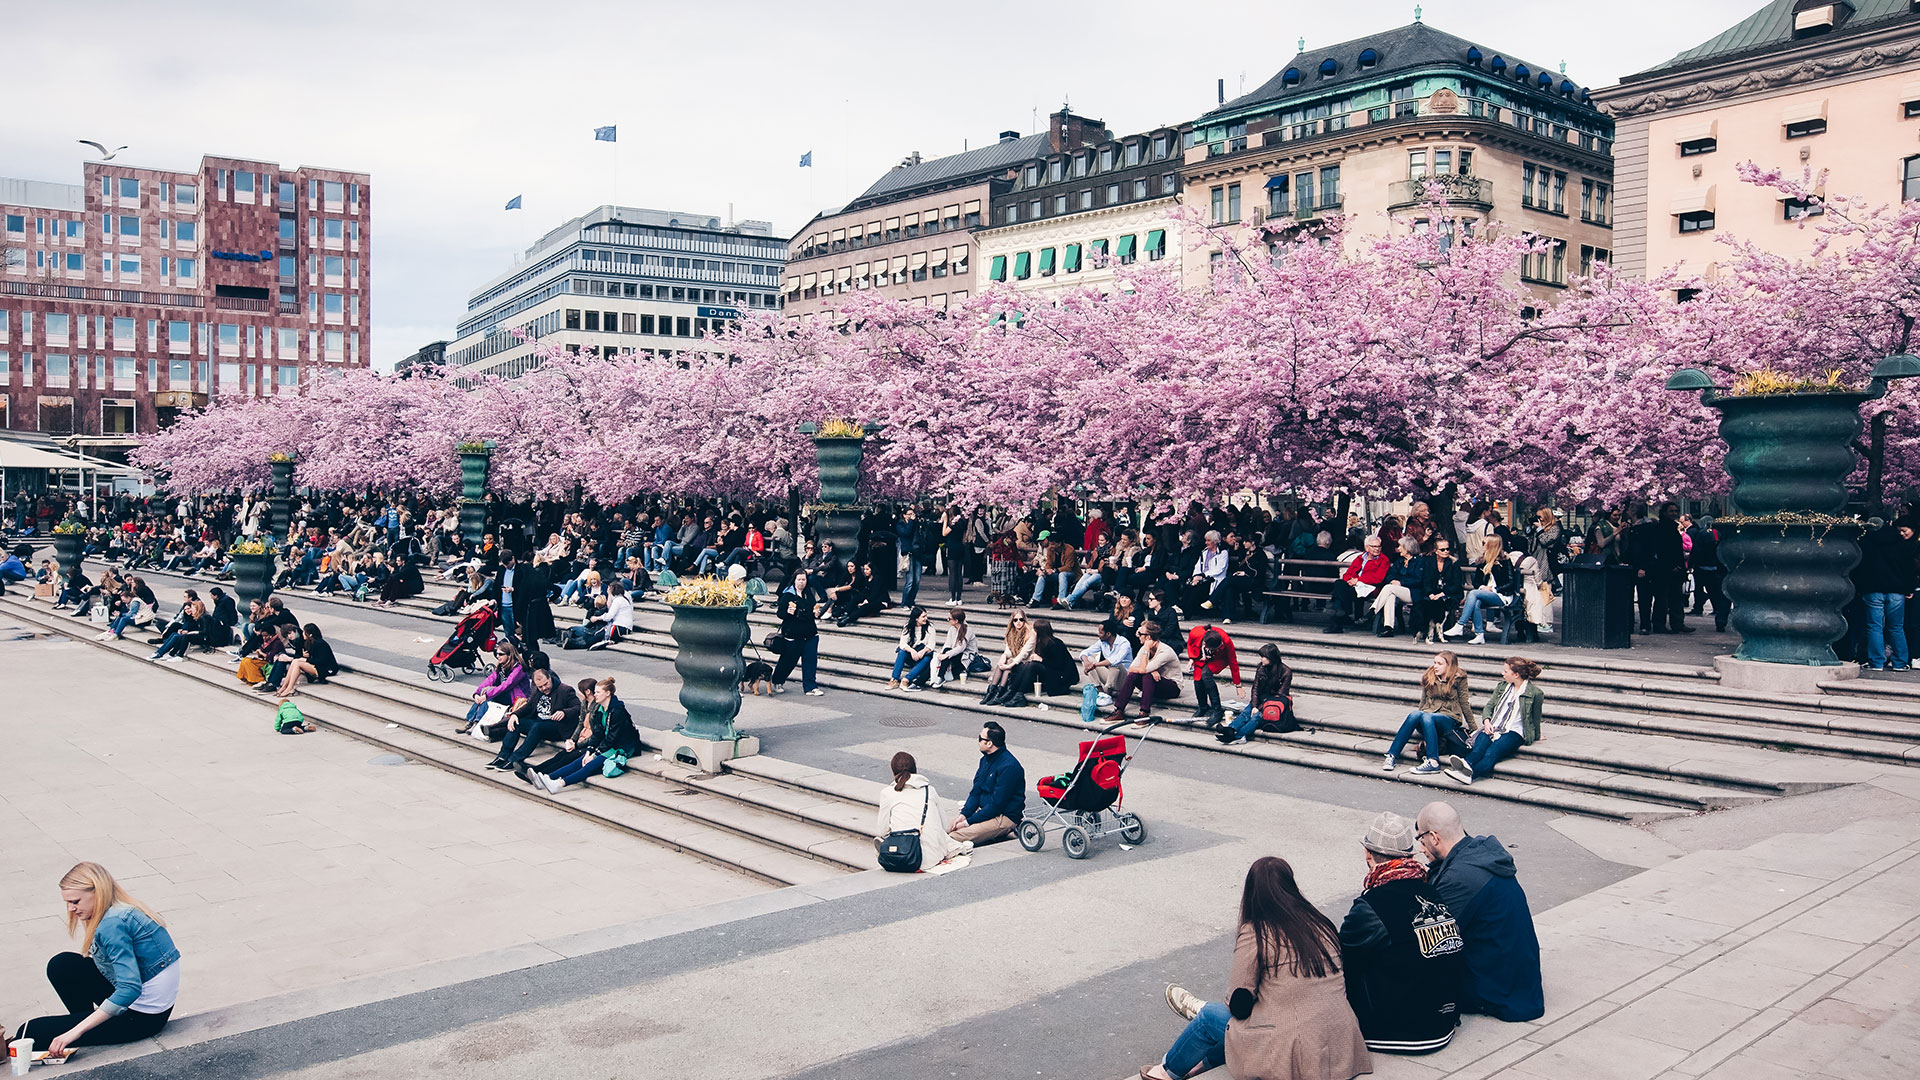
left=8, top=1038, right=33, bottom=1076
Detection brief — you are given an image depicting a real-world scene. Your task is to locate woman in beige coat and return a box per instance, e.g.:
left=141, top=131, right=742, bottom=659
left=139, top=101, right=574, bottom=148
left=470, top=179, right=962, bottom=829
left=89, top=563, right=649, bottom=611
left=874, top=752, right=961, bottom=870
left=1146, top=857, right=1372, bottom=1080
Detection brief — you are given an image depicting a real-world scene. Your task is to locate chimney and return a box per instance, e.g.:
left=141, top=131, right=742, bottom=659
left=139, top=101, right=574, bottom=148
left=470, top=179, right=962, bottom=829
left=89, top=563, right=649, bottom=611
left=999, top=130, right=1021, bottom=143
left=1047, top=108, right=1111, bottom=153
left=1218, top=78, right=1225, bottom=104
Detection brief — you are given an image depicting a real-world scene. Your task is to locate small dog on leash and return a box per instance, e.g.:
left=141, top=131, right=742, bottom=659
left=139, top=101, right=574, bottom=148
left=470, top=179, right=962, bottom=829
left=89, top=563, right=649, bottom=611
left=740, top=660, right=774, bottom=696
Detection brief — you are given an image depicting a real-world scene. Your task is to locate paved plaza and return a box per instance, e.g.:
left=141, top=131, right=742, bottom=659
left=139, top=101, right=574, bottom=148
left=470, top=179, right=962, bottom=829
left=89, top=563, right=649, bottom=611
left=5, top=589, right=1920, bottom=1080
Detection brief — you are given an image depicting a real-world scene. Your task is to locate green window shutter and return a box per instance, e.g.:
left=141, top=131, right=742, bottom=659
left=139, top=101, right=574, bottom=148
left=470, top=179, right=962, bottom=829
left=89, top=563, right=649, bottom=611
left=1091, top=238, right=1109, bottom=256
left=1146, top=229, right=1166, bottom=256
left=989, top=255, right=1007, bottom=281
left=1064, top=243, right=1082, bottom=272
left=1013, top=251, right=1031, bottom=279
left=1039, top=247, right=1056, bottom=273
left=1116, top=234, right=1137, bottom=257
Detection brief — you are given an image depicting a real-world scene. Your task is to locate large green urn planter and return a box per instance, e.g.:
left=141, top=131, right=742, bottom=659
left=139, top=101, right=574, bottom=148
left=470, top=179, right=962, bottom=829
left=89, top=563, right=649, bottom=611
left=799, top=422, right=882, bottom=574
left=457, top=442, right=494, bottom=549
left=51, top=532, right=84, bottom=584
left=269, top=455, right=296, bottom=544
left=230, top=551, right=276, bottom=608
left=668, top=603, right=748, bottom=741
left=1669, top=357, right=1919, bottom=669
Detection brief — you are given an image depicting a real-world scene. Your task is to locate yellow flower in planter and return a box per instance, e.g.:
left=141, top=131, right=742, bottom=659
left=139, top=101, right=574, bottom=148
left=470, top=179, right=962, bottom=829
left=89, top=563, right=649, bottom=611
left=663, top=576, right=748, bottom=608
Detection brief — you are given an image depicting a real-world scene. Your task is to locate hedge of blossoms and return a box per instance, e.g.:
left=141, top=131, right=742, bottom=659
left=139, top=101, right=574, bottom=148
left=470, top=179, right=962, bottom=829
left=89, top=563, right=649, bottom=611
left=135, top=171, right=1918, bottom=508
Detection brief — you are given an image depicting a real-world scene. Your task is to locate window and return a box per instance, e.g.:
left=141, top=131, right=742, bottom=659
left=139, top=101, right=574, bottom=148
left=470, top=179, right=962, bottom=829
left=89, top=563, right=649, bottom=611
left=45, top=353, right=69, bottom=387
left=235, top=171, right=254, bottom=196
left=1153, top=135, right=1170, bottom=159
left=1104, top=184, right=1120, bottom=205
left=1907, top=99, right=1920, bottom=120
left=565, top=309, right=581, bottom=329
left=1227, top=183, right=1241, bottom=223
left=278, top=365, right=300, bottom=387
left=119, top=177, right=139, bottom=200
left=1904, top=155, right=1920, bottom=202
left=1146, top=229, right=1167, bottom=261
left=1133, top=179, right=1148, bottom=200
left=1125, top=142, right=1142, bottom=166
left=1552, top=171, right=1566, bottom=214
left=65, top=253, right=82, bottom=272
left=1052, top=194, right=1067, bottom=215
left=1579, top=245, right=1610, bottom=275
left=640, top=314, right=656, bottom=334
left=1100, top=147, right=1115, bottom=171
left=176, top=258, right=194, bottom=281
left=1786, top=118, right=1827, bottom=138
left=113, top=317, right=135, bottom=350
left=324, top=180, right=344, bottom=205
left=1047, top=160, right=1064, bottom=183
left=1210, top=186, right=1225, bottom=224
left=989, top=255, right=1007, bottom=282
left=1063, top=243, right=1083, bottom=273
left=113, top=357, right=135, bottom=391
left=1013, top=251, right=1031, bottom=280
left=1039, top=247, right=1056, bottom=276
left=1296, top=171, right=1316, bottom=211
left=46, top=313, right=70, bottom=345
left=1319, top=165, right=1340, bottom=208
left=1680, top=137, right=1717, bottom=156
left=176, top=184, right=196, bottom=206
left=324, top=255, right=344, bottom=280
left=3, top=214, right=21, bottom=234
left=1163, top=173, right=1178, bottom=195
left=324, top=219, right=343, bottom=241
left=1004, top=204, right=1019, bottom=224
left=1268, top=175, right=1290, bottom=215
left=119, top=254, right=140, bottom=277
left=1117, top=234, right=1138, bottom=264
left=1678, top=211, right=1716, bottom=233
left=175, top=221, right=195, bottom=243
left=118, top=215, right=139, bottom=239
left=1409, top=150, right=1428, bottom=180
left=1079, top=189, right=1094, bottom=210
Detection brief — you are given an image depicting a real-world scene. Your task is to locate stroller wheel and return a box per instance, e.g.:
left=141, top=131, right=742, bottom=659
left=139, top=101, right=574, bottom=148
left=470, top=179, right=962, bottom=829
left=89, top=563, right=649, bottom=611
left=1016, top=819, right=1045, bottom=852
left=1062, top=825, right=1091, bottom=860
left=1118, top=813, right=1146, bottom=844
left=427, top=663, right=445, bottom=682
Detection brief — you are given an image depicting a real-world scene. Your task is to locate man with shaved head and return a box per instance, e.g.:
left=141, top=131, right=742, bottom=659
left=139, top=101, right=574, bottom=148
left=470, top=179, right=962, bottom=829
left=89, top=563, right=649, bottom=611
left=1415, top=802, right=1544, bottom=1022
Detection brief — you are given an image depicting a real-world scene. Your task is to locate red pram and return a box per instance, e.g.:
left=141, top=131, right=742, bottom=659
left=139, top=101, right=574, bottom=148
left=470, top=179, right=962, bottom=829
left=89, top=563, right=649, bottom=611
left=1018, top=718, right=1156, bottom=859
left=427, top=604, right=499, bottom=682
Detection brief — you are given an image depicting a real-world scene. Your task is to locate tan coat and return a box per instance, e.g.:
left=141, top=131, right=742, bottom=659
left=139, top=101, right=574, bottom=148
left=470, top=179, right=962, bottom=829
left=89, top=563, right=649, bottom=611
left=1225, top=924, right=1373, bottom=1080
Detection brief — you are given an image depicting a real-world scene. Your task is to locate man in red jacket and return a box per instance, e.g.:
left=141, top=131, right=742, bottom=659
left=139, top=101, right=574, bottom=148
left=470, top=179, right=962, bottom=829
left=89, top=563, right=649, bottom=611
left=1327, top=535, right=1391, bottom=634
left=1186, top=625, right=1242, bottom=725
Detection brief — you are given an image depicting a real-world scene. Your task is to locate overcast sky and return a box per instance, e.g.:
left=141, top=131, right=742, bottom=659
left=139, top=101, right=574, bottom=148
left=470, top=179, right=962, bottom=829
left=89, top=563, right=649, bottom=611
left=8, top=0, right=1766, bottom=369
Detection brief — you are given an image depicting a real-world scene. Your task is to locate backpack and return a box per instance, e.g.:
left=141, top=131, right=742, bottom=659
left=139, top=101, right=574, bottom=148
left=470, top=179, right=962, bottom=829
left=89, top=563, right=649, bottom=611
left=273, top=701, right=307, bottom=733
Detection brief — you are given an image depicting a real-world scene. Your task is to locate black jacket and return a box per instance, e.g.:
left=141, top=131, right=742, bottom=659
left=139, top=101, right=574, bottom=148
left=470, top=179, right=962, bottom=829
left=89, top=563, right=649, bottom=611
left=1340, top=875, right=1465, bottom=1053
left=1857, top=527, right=1920, bottom=595
left=776, top=590, right=818, bottom=640
left=1469, top=558, right=1516, bottom=596
left=584, top=697, right=640, bottom=757
left=530, top=681, right=582, bottom=727
left=306, top=638, right=339, bottom=679
left=1418, top=555, right=1465, bottom=600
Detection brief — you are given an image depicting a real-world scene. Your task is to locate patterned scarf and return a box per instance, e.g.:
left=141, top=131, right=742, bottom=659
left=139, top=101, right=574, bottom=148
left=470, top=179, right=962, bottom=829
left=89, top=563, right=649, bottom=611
left=1364, top=857, right=1428, bottom=891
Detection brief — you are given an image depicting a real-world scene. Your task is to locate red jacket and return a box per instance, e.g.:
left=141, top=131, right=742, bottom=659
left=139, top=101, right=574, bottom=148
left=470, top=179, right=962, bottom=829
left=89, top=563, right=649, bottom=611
left=1083, top=518, right=1110, bottom=553
left=1342, top=552, right=1390, bottom=587
left=1186, top=625, right=1242, bottom=685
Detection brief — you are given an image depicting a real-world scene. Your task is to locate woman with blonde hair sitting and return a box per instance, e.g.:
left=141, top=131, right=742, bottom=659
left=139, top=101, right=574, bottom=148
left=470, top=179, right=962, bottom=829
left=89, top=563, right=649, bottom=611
left=13, top=862, right=181, bottom=1056
left=980, top=609, right=1036, bottom=706
left=1445, top=536, right=1517, bottom=645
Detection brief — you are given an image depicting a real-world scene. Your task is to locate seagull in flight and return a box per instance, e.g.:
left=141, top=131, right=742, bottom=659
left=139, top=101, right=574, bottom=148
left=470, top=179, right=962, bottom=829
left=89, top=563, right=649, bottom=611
left=78, top=140, right=128, bottom=160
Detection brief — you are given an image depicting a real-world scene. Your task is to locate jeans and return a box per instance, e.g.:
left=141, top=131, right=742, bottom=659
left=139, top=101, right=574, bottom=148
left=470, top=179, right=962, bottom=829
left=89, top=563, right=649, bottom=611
left=498, top=719, right=573, bottom=766
left=1866, top=592, right=1911, bottom=669
left=1062, top=570, right=1103, bottom=608
left=557, top=578, right=586, bottom=605
left=901, top=554, right=922, bottom=608
left=1458, top=588, right=1506, bottom=634
left=891, top=649, right=932, bottom=683
left=20, top=952, right=172, bottom=1049
left=550, top=752, right=606, bottom=787
left=1163, top=1002, right=1230, bottom=1078
left=1388, top=711, right=1465, bottom=763
left=110, top=611, right=138, bottom=637
left=500, top=601, right=516, bottom=639
left=1464, top=730, right=1526, bottom=778
left=150, top=628, right=193, bottom=658
left=651, top=541, right=683, bottom=571
left=773, top=634, right=819, bottom=691
left=693, top=547, right=722, bottom=574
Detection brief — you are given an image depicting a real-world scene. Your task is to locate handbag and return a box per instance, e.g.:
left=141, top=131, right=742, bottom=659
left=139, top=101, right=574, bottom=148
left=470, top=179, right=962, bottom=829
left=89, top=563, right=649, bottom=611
left=875, top=786, right=930, bottom=873
left=764, top=630, right=790, bottom=654
left=474, top=701, right=508, bottom=740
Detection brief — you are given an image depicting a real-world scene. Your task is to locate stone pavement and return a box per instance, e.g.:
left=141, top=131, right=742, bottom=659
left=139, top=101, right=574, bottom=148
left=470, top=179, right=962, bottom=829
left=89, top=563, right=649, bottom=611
left=0, top=631, right=764, bottom=1050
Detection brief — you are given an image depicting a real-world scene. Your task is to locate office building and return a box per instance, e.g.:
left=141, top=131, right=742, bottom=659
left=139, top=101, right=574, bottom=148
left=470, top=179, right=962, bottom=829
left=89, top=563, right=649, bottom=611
left=1595, top=0, right=1920, bottom=281
left=973, top=121, right=1187, bottom=298
left=782, top=109, right=1112, bottom=319
left=0, top=156, right=371, bottom=441
left=448, top=206, right=784, bottom=376
left=1182, top=20, right=1617, bottom=291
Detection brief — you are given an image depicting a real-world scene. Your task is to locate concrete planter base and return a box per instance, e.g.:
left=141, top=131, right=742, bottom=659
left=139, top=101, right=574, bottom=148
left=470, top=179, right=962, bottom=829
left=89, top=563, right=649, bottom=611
left=1713, top=654, right=1859, bottom=696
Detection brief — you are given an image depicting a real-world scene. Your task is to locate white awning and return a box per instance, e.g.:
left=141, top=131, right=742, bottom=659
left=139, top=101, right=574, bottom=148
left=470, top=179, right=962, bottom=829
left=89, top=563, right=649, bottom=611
left=909, top=252, right=928, bottom=270
left=854, top=262, right=870, bottom=277
left=867, top=221, right=882, bottom=235
left=962, top=200, right=981, bottom=214
left=1781, top=98, right=1827, bottom=125
left=949, top=289, right=968, bottom=302
left=951, top=245, right=969, bottom=262
left=884, top=216, right=900, bottom=230
left=943, top=203, right=960, bottom=218
left=830, top=228, right=846, bottom=242
left=934, top=293, right=950, bottom=309
left=1673, top=117, right=1717, bottom=143
left=929, top=248, right=948, bottom=267
left=0, top=440, right=114, bottom=470
left=847, top=223, right=863, bottom=240
left=837, top=266, right=853, bottom=282
left=1670, top=185, right=1716, bottom=214
left=890, top=255, right=907, bottom=273
left=801, top=272, right=818, bottom=289
left=1902, top=80, right=1920, bottom=104
left=903, top=212, right=919, bottom=227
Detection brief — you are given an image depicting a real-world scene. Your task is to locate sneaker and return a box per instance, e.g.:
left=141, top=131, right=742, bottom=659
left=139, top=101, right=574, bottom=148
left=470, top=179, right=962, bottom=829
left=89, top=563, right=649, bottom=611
left=930, top=676, right=944, bottom=689
left=1412, top=760, right=1442, bottom=775
left=587, top=638, right=612, bottom=650
left=805, top=688, right=825, bottom=696
left=1381, top=754, right=1396, bottom=772
left=484, top=759, right=508, bottom=771
left=160, top=655, right=185, bottom=664
left=1442, top=755, right=1474, bottom=784
left=1891, top=664, right=1912, bottom=672
left=1228, top=735, right=1248, bottom=746
left=542, top=774, right=565, bottom=795
left=1441, top=622, right=1465, bottom=639
left=902, top=682, right=922, bottom=693
left=1469, top=633, right=1486, bottom=645
left=1165, top=983, right=1204, bottom=1022
left=957, top=840, right=974, bottom=855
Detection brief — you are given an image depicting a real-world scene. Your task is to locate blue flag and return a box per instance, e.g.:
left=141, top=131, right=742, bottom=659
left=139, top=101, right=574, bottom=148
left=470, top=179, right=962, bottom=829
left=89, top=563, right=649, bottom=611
left=504, top=195, right=522, bottom=210
left=594, top=125, right=617, bottom=142
left=798, top=150, right=812, bottom=167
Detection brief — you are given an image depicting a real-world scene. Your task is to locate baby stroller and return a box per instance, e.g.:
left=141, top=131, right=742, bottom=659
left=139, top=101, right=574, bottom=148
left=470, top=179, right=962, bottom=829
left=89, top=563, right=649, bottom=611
left=427, top=604, right=499, bottom=682
left=1017, top=718, right=1156, bottom=859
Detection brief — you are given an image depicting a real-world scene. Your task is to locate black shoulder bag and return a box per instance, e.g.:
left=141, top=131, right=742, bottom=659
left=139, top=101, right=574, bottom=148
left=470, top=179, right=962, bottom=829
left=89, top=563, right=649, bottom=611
left=876, top=786, right=930, bottom=873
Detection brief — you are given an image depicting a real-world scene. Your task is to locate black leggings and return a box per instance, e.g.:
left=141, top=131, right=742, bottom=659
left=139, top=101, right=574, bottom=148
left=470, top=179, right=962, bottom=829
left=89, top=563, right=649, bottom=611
left=947, top=552, right=964, bottom=601
left=18, top=952, right=172, bottom=1049
left=1193, top=672, right=1222, bottom=716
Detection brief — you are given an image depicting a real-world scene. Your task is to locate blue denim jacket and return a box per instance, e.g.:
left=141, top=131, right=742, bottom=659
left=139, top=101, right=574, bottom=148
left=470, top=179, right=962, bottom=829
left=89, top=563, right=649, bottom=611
left=91, top=903, right=181, bottom=1015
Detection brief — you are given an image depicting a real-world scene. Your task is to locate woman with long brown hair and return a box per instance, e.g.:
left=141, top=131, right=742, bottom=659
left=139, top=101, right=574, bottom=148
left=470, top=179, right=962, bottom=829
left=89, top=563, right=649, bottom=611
left=874, top=751, right=961, bottom=871
left=980, top=609, right=1036, bottom=706
left=1445, top=535, right=1517, bottom=645
left=1147, top=857, right=1370, bottom=1079
left=1382, top=651, right=1475, bottom=775
left=14, top=863, right=181, bottom=1056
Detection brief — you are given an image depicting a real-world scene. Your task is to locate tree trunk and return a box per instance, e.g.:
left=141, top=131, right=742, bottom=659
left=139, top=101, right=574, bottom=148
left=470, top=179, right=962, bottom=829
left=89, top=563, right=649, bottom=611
left=1863, top=411, right=1889, bottom=514
left=1422, top=482, right=1462, bottom=546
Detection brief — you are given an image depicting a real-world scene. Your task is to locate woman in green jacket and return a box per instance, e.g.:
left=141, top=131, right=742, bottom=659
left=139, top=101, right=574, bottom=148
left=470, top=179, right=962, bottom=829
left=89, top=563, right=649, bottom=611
left=1445, top=657, right=1543, bottom=784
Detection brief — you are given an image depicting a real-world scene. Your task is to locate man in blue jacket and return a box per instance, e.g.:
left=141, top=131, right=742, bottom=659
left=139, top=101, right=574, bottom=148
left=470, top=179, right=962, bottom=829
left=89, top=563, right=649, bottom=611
left=1416, top=802, right=1544, bottom=1022
left=948, top=721, right=1025, bottom=846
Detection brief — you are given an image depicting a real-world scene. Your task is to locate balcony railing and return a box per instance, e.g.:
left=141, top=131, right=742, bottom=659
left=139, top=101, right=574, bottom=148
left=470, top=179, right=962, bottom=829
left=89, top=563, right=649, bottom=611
left=2, top=280, right=202, bottom=309
left=1388, top=174, right=1496, bottom=211
left=214, top=295, right=274, bottom=312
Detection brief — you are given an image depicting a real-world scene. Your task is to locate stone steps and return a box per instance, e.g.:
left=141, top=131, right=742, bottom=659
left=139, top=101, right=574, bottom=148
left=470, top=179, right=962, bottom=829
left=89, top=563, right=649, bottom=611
left=0, top=594, right=876, bottom=888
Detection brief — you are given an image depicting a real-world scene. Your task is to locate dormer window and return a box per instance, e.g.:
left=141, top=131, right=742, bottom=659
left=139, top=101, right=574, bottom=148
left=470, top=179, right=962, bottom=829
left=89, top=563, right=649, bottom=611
left=1490, top=55, right=1507, bottom=73
left=1514, top=64, right=1530, bottom=81
left=1282, top=67, right=1302, bottom=86
left=1358, top=48, right=1379, bottom=70
left=1319, top=58, right=1339, bottom=78
left=1792, top=1, right=1854, bottom=37
left=1466, top=47, right=1483, bottom=65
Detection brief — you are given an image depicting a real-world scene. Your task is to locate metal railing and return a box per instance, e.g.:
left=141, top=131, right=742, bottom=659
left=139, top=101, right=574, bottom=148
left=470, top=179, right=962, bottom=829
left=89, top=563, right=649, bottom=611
left=1387, top=174, right=1495, bottom=211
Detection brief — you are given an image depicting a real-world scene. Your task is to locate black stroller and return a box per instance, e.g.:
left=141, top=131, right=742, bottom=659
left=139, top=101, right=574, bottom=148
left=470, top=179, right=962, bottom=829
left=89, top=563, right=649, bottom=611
left=1017, top=717, right=1157, bottom=859
left=427, top=604, right=499, bottom=682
